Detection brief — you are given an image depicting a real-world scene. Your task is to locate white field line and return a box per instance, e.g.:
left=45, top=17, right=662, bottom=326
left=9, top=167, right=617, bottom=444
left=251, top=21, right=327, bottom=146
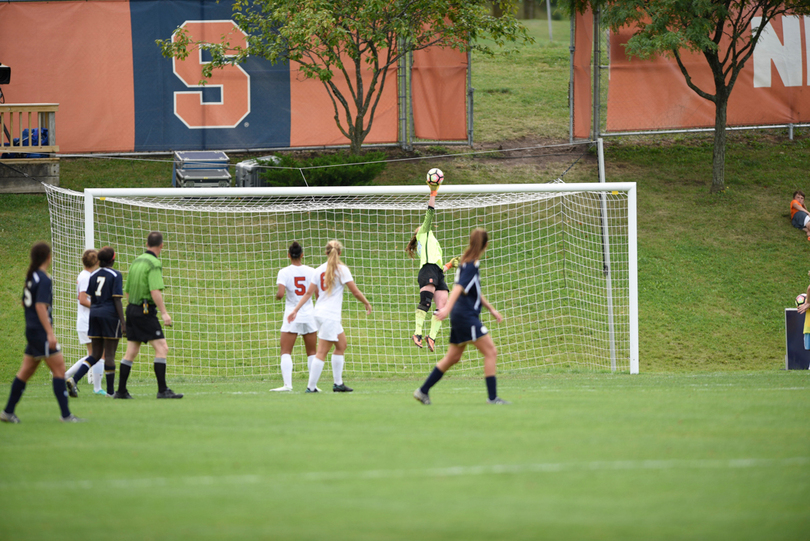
left=2, top=457, right=807, bottom=491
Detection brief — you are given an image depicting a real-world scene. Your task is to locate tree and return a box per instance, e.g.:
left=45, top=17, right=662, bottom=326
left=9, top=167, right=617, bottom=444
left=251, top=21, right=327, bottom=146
left=572, top=0, right=810, bottom=193
left=158, top=0, right=531, bottom=154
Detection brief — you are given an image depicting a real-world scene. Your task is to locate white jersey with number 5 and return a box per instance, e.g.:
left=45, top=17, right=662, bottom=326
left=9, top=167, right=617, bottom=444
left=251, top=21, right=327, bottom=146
left=312, top=263, right=353, bottom=322
left=277, top=264, right=316, bottom=322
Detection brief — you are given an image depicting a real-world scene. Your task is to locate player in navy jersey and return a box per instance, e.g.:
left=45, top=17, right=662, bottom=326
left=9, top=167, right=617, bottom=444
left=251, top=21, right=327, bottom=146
left=66, top=247, right=125, bottom=397
left=1, top=242, right=83, bottom=423
left=413, top=228, right=509, bottom=405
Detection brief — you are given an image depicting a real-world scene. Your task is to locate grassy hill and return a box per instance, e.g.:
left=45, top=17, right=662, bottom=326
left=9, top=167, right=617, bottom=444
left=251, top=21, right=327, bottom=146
left=1, top=20, right=808, bottom=377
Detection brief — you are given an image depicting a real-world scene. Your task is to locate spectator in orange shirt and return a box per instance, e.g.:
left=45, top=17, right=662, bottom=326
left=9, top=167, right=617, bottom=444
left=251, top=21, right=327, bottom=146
left=790, top=190, right=810, bottom=240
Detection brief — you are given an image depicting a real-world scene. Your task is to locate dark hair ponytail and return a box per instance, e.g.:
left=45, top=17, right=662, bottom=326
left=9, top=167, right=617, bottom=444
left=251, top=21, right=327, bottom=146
left=26, top=242, right=51, bottom=282
left=288, top=241, right=303, bottom=260
left=97, top=246, right=115, bottom=268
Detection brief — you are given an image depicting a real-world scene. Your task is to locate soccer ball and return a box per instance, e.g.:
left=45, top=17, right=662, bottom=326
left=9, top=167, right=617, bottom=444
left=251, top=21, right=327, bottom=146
left=426, top=168, right=444, bottom=188
left=797, top=293, right=807, bottom=307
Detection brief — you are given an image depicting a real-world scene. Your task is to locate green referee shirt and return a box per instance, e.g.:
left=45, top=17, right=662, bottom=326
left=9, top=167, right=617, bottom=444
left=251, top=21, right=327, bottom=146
left=416, top=206, right=444, bottom=268
left=124, top=250, right=164, bottom=305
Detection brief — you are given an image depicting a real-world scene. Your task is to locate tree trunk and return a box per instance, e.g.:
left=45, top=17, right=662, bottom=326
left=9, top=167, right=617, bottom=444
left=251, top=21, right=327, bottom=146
left=710, top=91, right=728, bottom=194
left=349, top=114, right=364, bottom=155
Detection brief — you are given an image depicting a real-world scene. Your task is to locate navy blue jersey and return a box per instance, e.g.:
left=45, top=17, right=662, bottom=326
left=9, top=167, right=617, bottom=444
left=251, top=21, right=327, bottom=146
left=87, top=267, right=123, bottom=320
left=451, top=261, right=482, bottom=319
left=23, top=270, right=52, bottom=332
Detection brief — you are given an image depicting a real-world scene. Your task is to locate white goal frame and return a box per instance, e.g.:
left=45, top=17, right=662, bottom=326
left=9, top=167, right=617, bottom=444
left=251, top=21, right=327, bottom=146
left=77, top=183, right=638, bottom=375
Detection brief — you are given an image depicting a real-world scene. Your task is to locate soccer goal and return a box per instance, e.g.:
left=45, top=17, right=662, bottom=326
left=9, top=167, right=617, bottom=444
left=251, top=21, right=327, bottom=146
left=45, top=182, right=638, bottom=379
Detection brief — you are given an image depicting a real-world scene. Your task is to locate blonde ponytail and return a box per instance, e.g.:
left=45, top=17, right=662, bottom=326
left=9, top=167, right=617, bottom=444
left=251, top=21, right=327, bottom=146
left=324, top=240, right=343, bottom=294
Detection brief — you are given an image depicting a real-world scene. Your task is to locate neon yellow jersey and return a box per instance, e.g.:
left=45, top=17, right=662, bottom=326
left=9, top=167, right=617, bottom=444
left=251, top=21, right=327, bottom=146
left=416, top=206, right=443, bottom=268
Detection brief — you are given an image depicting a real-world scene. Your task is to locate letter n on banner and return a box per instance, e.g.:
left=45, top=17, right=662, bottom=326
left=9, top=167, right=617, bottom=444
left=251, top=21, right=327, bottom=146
left=573, top=8, right=593, bottom=139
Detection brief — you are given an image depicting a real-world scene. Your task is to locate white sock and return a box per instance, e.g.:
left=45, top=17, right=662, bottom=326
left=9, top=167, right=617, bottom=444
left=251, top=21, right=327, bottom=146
left=331, top=354, right=345, bottom=385
left=280, top=354, right=293, bottom=388
left=307, top=355, right=316, bottom=372
left=66, top=357, right=86, bottom=379
left=92, top=361, right=104, bottom=392
left=307, top=358, right=325, bottom=390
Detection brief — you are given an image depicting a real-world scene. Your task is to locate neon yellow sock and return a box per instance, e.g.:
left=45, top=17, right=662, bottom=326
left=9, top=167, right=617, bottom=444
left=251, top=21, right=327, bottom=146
left=414, top=309, right=427, bottom=336
left=428, top=315, right=442, bottom=340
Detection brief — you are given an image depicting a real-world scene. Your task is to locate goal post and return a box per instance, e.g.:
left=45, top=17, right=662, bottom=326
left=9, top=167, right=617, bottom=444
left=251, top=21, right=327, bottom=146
left=46, top=182, right=639, bottom=379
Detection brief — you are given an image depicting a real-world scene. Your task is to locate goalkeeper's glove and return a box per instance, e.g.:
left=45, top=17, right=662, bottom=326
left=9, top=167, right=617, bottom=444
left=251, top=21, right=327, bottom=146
left=443, top=257, right=459, bottom=272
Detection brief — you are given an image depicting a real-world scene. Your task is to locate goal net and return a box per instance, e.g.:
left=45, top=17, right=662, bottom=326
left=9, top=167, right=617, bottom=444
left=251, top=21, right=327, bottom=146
left=44, top=183, right=638, bottom=379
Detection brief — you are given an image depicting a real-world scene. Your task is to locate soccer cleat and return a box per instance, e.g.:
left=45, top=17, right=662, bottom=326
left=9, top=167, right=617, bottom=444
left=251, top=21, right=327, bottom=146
left=413, top=388, right=431, bottom=405
left=156, top=388, right=184, bottom=399
left=269, top=385, right=293, bottom=392
left=60, top=414, right=86, bottom=423
left=66, top=377, right=79, bottom=398
left=0, top=410, right=21, bottom=423
left=412, top=334, right=423, bottom=348
left=333, top=383, right=353, bottom=393
left=112, top=390, right=134, bottom=399
left=305, top=387, right=320, bottom=393
left=486, top=397, right=511, bottom=405
left=93, top=389, right=108, bottom=396
left=426, top=336, right=436, bottom=352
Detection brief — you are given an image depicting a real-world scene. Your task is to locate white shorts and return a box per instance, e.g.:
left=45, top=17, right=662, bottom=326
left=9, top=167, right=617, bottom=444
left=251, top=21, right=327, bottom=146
left=315, top=316, right=344, bottom=342
left=77, top=330, right=91, bottom=345
left=280, top=317, right=318, bottom=335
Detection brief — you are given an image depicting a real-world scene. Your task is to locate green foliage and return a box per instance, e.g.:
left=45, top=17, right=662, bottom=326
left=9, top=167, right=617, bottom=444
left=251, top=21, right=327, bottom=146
left=259, top=151, right=386, bottom=187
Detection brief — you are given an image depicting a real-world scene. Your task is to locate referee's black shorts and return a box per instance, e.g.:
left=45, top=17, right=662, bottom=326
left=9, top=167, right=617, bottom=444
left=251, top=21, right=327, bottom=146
left=126, top=303, right=164, bottom=343
left=418, top=263, right=449, bottom=291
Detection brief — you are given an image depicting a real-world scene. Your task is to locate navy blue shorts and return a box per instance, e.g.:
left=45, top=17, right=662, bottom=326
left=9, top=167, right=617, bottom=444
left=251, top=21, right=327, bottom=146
left=792, top=211, right=809, bottom=229
left=88, top=316, right=123, bottom=339
left=449, top=316, right=489, bottom=345
left=24, top=329, right=62, bottom=358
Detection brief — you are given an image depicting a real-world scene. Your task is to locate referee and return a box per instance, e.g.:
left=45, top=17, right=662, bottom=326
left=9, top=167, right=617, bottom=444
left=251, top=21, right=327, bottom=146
left=114, top=232, right=183, bottom=399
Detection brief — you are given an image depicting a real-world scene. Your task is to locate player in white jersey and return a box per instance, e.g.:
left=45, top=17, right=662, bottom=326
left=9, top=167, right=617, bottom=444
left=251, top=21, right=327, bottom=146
left=64, top=249, right=107, bottom=396
left=288, top=240, right=372, bottom=393
left=271, top=242, right=318, bottom=392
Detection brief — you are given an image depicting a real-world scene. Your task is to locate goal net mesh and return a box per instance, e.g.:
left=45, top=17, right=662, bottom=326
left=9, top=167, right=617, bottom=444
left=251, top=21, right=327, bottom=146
left=45, top=184, right=632, bottom=379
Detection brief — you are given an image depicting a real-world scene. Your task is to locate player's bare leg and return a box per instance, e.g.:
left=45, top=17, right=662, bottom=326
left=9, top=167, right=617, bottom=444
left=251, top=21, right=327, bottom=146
left=331, top=332, right=352, bottom=393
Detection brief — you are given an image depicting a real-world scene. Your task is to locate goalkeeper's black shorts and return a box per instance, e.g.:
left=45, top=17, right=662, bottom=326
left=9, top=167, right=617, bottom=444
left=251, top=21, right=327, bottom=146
left=418, top=263, right=449, bottom=291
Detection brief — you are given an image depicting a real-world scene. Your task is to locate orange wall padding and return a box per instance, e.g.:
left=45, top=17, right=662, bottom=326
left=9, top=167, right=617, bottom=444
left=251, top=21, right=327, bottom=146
left=0, top=1, right=136, bottom=153
left=573, top=9, right=594, bottom=140
left=288, top=59, right=399, bottom=147
left=411, top=47, right=468, bottom=141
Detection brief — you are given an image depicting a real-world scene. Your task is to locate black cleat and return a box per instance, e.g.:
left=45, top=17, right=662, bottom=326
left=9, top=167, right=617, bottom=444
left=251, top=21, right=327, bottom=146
left=333, top=383, right=353, bottom=393
left=156, top=388, right=183, bottom=399
left=66, top=377, right=79, bottom=398
left=112, top=390, right=134, bottom=399
left=305, top=387, right=320, bottom=393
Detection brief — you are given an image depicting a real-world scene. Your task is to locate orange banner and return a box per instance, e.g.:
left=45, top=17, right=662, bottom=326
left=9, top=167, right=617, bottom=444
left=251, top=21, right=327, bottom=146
left=573, top=9, right=594, bottom=139
left=606, top=15, right=810, bottom=132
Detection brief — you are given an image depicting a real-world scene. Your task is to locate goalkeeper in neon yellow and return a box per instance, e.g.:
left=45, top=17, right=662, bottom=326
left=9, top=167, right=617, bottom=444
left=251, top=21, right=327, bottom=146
left=405, top=186, right=460, bottom=352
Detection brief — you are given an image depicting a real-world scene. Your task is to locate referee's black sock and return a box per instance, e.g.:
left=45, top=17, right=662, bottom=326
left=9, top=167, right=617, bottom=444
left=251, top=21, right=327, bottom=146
left=4, top=377, right=26, bottom=414
left=52, top=378, right=71, bottom=418
left=118, top=360, right=132, bottom=393
left=154, top=358, right=167, bottom=393
left=420, top=366, right=445, bottom=395
left=485, top=376, right=497, bottom=401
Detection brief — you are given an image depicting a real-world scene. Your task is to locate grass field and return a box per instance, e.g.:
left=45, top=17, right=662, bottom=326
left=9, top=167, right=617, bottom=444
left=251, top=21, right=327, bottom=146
left=1, top=373, right=808, bottom=540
